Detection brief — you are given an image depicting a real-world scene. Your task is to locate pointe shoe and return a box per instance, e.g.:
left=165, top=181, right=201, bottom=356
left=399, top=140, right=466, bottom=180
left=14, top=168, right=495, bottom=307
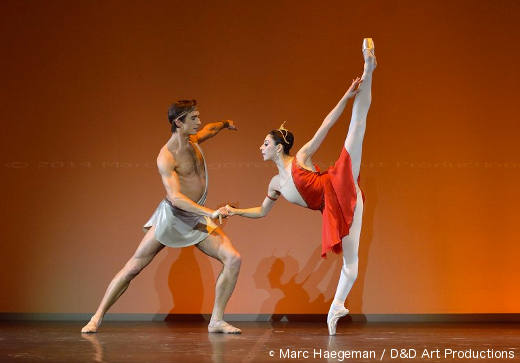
left=363, top=38, right=375, bottom=52
left=327, top=307, right=350, bottom=335
left=362, top=38, right=377, bottom=71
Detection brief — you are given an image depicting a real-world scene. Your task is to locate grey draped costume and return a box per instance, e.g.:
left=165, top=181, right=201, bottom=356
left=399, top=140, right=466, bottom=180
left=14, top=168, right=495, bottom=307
left=143, top=142, right=217, bottom=247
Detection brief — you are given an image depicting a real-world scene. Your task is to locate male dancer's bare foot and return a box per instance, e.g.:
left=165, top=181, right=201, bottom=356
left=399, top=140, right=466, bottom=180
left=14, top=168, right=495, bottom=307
left=327, top=306, right=350, bottom=336
left=362, top=38, right=377, bottom=73
left=208, top=320, right=242, bottom=334
left=81, top=316, right=102, bottom=333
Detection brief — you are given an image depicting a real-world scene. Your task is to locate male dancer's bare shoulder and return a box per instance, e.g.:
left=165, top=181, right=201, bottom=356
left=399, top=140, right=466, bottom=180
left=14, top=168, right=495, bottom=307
left=157, top=146, right=177, bottom=174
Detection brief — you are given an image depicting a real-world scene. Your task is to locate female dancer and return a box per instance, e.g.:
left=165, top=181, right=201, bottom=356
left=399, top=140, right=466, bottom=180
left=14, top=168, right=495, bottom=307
left=225, top=39, right=376, bottom=335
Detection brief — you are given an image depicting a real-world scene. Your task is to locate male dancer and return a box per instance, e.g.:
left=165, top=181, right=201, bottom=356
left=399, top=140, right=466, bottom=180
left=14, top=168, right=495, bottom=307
left=81, top=100, right=242, bottom=334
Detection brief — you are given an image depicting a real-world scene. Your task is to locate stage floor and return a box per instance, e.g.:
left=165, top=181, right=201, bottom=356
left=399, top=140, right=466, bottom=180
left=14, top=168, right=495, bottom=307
left=0, top=321, right=518, bottom=362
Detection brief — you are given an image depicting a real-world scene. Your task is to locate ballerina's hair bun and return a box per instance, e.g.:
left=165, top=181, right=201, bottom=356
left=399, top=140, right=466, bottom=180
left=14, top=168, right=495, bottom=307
left=269, top=122, right=294, bottom=154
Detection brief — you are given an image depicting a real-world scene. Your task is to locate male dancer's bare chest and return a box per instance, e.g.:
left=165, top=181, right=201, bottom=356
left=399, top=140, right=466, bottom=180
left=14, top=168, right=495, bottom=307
left=174, top=144, right=206, bottom=188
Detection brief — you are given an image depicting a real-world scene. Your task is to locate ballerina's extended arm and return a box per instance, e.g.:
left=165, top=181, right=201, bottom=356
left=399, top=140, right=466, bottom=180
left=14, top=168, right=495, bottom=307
left=296, top=78, right=362, bottom=164
left=225, top=176, right=280, bottom=218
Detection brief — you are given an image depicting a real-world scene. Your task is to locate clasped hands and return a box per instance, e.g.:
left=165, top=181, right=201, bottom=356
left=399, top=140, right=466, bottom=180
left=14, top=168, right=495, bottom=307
left=211, top=205, right=237, bottom=223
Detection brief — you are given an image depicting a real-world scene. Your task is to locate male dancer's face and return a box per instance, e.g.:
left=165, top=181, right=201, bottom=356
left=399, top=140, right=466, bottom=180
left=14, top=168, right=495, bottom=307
left=260, top=135, right=278, bottom=161
left=177, top=110, right=201, bottom=135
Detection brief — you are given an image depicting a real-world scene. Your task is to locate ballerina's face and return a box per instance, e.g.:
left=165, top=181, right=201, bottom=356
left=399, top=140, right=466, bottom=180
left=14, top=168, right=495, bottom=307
left=260, top=134, right=280, bottom=161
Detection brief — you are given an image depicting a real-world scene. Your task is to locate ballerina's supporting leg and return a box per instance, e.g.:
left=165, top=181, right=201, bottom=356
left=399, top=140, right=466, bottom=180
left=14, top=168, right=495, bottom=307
left=327, top=186, right=364, bottom=335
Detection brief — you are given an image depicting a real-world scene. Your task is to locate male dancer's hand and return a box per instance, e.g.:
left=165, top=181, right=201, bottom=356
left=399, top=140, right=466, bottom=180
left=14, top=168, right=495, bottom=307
left=345, top=77, right=363, bottom=99
left=224, top=205, right=238, bottom=216
left=212, top=207, right=231, bottom=224
left=224, top=120, right=237, bottom=130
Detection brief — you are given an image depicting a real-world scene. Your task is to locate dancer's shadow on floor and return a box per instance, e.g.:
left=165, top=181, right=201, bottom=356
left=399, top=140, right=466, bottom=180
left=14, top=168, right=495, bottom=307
left=255, top=246, right=342, bottom=321
left=154, top=246, right=215, bottom=320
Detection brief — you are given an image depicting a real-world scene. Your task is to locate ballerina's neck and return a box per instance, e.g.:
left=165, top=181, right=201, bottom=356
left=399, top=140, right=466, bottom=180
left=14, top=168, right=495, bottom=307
left=273, top=154, right=293, bottom=175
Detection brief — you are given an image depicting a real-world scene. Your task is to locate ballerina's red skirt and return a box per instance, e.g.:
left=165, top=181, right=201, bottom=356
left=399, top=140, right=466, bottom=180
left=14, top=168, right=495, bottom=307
left=291, top=147, right=365, bottom=257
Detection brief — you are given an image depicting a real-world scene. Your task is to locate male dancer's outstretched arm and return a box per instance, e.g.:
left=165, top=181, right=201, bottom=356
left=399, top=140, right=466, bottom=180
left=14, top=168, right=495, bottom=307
left=192, top=120, right=237, bottom=144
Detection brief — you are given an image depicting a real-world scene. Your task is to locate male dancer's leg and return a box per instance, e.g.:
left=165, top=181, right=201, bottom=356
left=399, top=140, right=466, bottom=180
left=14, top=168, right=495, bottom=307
left=328, top=40, right=376, bottom=335
left=81, top=226, right=165, bottom=333
left=196, top=228, right=242, bottom=334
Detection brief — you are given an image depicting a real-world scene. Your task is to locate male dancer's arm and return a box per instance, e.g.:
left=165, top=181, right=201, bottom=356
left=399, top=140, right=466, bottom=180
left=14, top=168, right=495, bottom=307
left=296, top=78, right=362, bottom=163
left=192, top=120, right=237, bottom=144
left=158, top=155, right=223, bottom=219
left=225, top=177, right=279, bottom=218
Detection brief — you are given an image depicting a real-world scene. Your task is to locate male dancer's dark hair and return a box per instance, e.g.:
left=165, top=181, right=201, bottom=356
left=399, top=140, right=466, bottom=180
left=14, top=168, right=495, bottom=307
left=168, top=99, right=197, bottom=133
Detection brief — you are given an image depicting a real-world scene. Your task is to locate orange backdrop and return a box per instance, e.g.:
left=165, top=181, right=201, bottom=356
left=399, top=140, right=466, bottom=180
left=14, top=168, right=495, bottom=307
left=1, top=0, right=519, bottom=315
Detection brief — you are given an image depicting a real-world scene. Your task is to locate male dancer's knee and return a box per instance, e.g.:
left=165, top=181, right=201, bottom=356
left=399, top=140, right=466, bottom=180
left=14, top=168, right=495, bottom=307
left=123, top=259, right=146, bottom=281
left=219, top=235, right=241, bottom=272
left=223, top=249, right=242, bottom=274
